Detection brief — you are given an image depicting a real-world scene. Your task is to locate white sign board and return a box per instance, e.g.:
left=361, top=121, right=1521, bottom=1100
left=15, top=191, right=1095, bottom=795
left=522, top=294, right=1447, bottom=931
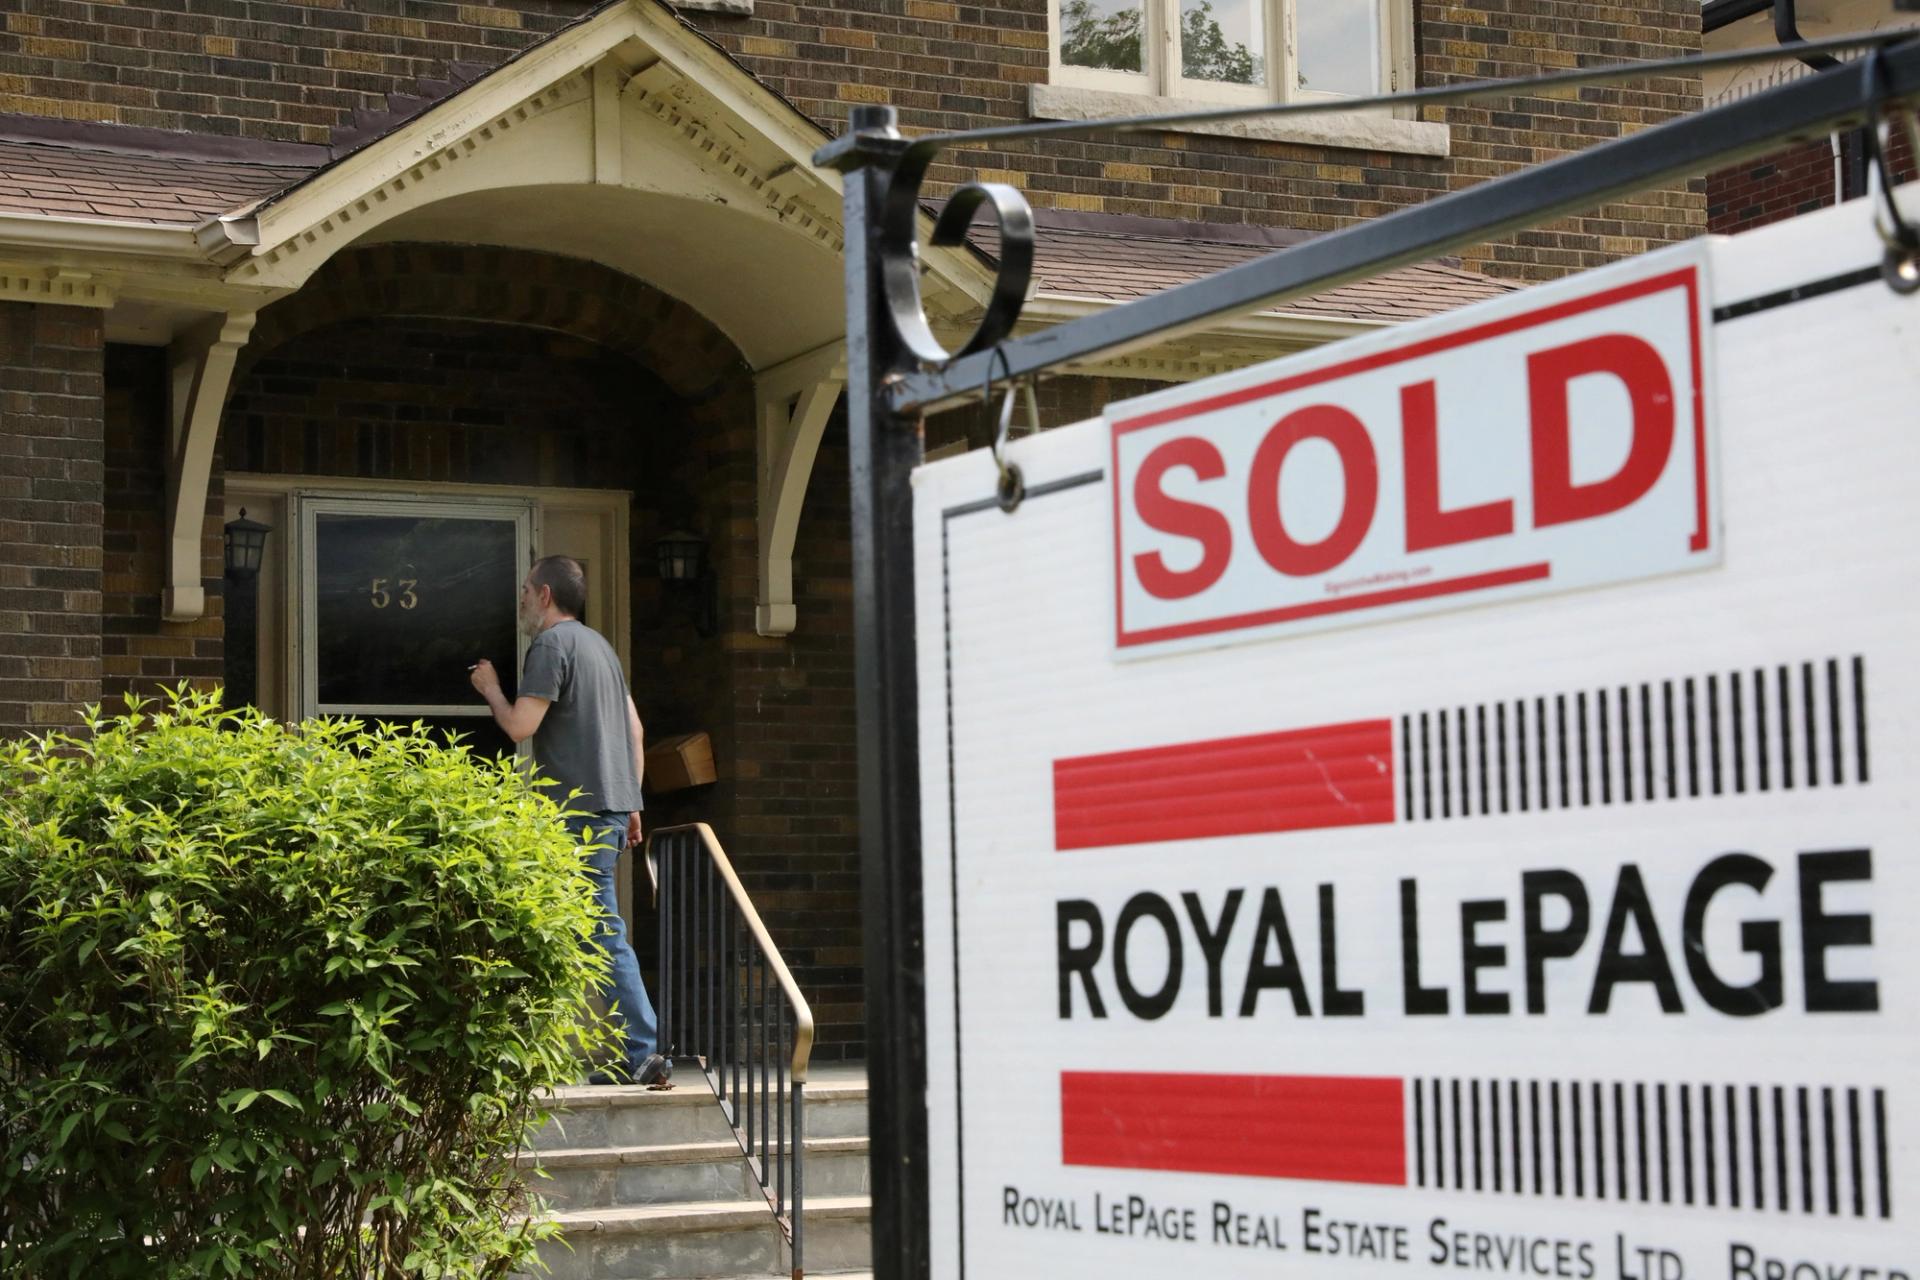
left=913, top=192, right=1920, bottom=1280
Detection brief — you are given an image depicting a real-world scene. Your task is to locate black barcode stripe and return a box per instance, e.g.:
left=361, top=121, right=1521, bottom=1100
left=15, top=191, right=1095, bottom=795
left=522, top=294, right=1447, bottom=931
left=1779, top=666, right=1795, bottom=789
left=1420, top=712, right=1433, bottom=820
left=1731, top=673, right=1746, bottom=793
left=1828, top=659, right=1844, bottom=786
left=1619, top=687, right=1634, bottom=803
left=1854, top=656, right=1870, bottom=783
left=1458, top=708, right=1471, bottom=817
left=1639, top=1083, right=1652, bottom=1204
left=1685, top=677, right=1701, bottom=798
left=1682, top=1086, right=1695, bottom=1205
left=1750, top=1087, right=1764, bottom=1214
left=1577, top=692, right=1591, bottom=806
left=1849, top=1087, right=1865, bottom=1218
left=1598, top=689, right=1613, bottom=805
left=1573, top=1080, right=1587, bottom=1197
left=1616, top=1082, right=1629, bottom=1201
left=1659, top=1084, right=1673, bottom=1204
left=1556, top=694, right=1571, bottom=810
left=1516, top=699, right=1530, bottom=812
left=1707, top=675, right=1723, bottom=795
left=1477, top=705, right=1490, bottom=817
left=1414, top=1077, right=1426, bottom=1187
left=1875, top=1089, right=1891, bottom=1219
left=1754, top=670, right=1771, bottom=791
left=1727, top=1083, right=1741, bottom=1209
left=1472, top=1079, right=1484, bottom=1191
left=1774, top=1086, right=1790, bottom=1213
left=1439, top=709, right=1452, bottom=819
left=1799, top=1087, right=1814, bottom=1214
left=1491, top=1078, right=1503, bottom=1192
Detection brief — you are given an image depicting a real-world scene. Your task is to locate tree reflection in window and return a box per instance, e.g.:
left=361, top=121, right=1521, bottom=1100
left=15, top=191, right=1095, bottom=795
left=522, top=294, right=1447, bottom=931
left=1060, top=0, right=1143, bottom=72
left=1180, top=0, right=1263, bottom=84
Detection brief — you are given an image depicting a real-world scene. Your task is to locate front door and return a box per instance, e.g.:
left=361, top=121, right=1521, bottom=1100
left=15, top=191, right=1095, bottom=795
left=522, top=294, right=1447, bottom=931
left=296, top=495, right=533, bottom=757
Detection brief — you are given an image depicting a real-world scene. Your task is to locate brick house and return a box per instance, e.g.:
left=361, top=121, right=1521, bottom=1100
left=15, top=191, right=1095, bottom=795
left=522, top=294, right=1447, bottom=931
left=0, top=0, right=1705, bottom=1056
left=1700, top=0, right=1917, bottom=234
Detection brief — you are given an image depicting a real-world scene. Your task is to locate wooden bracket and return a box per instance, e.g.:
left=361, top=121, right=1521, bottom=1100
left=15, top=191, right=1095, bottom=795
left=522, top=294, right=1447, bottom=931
left=163, top=311, right=255, bottom=621
left=753, top=341, right=846, bottom=636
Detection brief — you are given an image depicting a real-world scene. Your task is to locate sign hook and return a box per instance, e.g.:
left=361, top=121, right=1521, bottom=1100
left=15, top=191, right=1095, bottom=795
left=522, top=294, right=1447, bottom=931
left=982, top=345, right=1039, bottom=512
left=1862, top=49, right=1920, bottom=294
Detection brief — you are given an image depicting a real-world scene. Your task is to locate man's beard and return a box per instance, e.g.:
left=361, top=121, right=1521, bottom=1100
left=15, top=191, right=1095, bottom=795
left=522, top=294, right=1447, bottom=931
left=518, top=599, right=542, bottom=635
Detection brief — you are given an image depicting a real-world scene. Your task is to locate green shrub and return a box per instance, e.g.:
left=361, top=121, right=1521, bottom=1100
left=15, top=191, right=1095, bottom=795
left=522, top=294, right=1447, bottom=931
left=0, top=689, right=617, bottom=1278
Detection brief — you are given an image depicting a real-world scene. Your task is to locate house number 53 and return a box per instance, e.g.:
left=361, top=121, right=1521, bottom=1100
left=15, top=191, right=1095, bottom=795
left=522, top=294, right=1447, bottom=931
left=369, top=578, right=419, bottom=610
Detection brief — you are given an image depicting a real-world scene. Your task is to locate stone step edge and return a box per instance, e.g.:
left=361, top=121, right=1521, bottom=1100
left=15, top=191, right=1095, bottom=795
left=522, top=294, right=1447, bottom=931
left=514, top=1135, right=867, bottom=1169
left=542, top=1084, right=714, bottom=1110
left=544, top=1194, right=871, bottom=1235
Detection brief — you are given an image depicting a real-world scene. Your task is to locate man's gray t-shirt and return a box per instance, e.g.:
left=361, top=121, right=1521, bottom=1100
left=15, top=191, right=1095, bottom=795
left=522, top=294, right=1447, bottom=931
left=519, top=619, right=645, bottom=815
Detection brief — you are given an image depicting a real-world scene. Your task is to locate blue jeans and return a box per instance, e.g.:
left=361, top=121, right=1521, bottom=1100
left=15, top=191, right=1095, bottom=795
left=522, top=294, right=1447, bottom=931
left=567, top=813, right=658, bottom=1069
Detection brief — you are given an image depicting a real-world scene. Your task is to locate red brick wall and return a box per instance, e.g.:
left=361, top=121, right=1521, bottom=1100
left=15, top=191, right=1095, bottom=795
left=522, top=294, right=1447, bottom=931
left=0, top=1, right=593, bottom=144
left=1707, top=130, right=1918, bottom=236
left=0, top=302, right=104, bottom=738
left=100, top=344, right=225, bottom=708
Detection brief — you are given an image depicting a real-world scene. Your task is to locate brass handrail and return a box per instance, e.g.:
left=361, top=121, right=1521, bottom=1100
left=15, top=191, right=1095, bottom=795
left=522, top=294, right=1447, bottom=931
left=645, top=822, right=816, bottom=1273
left=645, top=822, right=816, bottom=1082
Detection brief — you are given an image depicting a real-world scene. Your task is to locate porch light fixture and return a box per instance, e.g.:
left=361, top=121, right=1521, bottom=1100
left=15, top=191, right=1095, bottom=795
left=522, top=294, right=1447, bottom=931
left=655, top=530, right=706, bottom=583
left=223, top=509, right=272, bottom=580
left=654, top=530, right=716, bottom=636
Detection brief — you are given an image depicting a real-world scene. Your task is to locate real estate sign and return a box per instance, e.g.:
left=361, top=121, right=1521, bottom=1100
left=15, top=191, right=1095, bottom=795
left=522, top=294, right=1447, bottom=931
left=913, top=192, right=1919, bottom=1280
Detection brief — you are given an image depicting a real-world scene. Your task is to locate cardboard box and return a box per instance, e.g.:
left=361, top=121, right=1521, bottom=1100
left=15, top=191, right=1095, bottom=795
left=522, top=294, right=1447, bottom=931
left=645, top=731, right=716, bottom=792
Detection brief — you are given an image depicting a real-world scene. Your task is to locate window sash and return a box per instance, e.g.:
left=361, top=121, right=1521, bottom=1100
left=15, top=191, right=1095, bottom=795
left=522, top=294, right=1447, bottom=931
left=1051, top=0, right=1403, bottom=104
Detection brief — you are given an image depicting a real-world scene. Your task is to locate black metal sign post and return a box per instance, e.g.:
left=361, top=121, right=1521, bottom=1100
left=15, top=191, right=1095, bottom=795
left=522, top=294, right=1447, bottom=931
left=817, top=35, right=1918, bottom=1280
left=831, top=103, right=935, bottom=1280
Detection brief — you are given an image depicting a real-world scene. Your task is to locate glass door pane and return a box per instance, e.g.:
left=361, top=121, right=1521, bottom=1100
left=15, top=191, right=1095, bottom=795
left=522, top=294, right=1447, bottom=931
left=313, top=512, right=520, bottom=708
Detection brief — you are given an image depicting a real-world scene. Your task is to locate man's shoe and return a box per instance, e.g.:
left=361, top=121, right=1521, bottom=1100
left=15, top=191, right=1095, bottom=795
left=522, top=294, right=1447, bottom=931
left=636, top=1053, right=673, bottom=1086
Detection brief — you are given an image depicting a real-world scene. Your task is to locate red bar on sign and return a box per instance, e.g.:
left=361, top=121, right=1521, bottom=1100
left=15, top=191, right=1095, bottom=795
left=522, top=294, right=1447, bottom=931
left=1061, top=1071, right=1406, bottom=1186
left=1053, top=719, right=1394, bottom=851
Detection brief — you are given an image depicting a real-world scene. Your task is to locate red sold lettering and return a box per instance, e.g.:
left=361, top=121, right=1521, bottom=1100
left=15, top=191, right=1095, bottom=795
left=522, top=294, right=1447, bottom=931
left=1401, top=380, right=1514, bottom=552
left=1132, top=436, right=1233, bottom=600
left=1247, top=404, right=1378, bottom=578
left=1528, top=333, right=1675, bottom=529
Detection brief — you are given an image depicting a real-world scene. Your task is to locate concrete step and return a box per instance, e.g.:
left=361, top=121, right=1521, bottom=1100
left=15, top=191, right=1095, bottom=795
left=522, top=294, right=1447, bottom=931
left=521, top=1135, right=871, bottom=1210
left=524, top=1195, right=871, bottom=1280
left=801, top=1078, right=868, bottom=1140
left=528, top=1079, right=736, bottom=1151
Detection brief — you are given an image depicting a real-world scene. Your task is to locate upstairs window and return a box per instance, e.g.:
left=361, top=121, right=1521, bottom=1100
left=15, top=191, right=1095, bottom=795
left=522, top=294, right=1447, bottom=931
left=1051, top=0, right=1408, bottom=105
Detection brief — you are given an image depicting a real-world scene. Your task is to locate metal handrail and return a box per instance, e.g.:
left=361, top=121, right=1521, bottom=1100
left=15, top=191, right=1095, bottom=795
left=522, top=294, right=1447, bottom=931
left=645, top=823, right=816, bottom=1274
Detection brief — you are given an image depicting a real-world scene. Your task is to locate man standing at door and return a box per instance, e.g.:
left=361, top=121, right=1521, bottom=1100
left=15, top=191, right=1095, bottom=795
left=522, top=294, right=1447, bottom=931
left=468, top=553, right=669, bottom=1087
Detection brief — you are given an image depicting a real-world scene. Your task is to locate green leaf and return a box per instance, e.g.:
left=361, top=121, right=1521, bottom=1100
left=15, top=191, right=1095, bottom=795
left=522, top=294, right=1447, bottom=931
left=260, top=1089, right=301, bottom=1112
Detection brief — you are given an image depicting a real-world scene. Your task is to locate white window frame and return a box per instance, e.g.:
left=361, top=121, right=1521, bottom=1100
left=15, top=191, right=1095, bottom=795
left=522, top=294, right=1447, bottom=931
left=1048, top=0, right=1411, bottom=106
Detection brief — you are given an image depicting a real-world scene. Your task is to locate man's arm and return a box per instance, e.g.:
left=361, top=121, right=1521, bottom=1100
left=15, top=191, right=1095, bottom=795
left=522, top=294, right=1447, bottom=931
left=625, top=694, right=646, bottom=847
left=468, top=659, right=549, bottom=743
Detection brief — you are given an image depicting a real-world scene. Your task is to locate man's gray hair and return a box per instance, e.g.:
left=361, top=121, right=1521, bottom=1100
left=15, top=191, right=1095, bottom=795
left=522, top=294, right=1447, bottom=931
left=529, top=554, right=587, bottom=621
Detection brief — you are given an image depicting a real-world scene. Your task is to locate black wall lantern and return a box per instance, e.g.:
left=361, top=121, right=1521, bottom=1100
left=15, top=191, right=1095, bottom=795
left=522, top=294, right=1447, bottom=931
left=223, top=509, right=271, bottom=580
left=654, top=530, right=716, bottom=636
left=222, top=509, right=271, bottom=709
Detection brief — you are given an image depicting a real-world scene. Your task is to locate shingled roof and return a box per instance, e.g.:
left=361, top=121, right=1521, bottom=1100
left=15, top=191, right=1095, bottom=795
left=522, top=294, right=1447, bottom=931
left=0, top=123, right=323, bottom=226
